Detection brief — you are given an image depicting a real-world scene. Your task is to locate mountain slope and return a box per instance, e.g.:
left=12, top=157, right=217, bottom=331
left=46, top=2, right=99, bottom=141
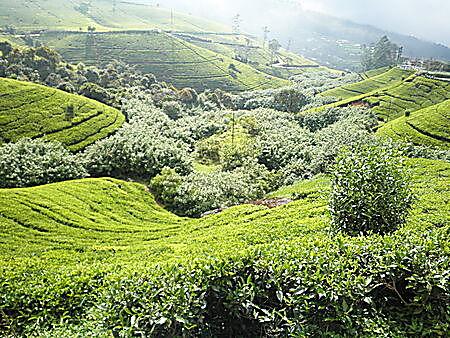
left=0, top=78, right=124, bottom=151
left=377, top=99, right=450, bottom=149
left=314, top=72, right=450, bottom=121
left=35, top=31, right=288, bottom=91
left=0, top=0, right=229, bottom=32
left=256, top=9, right=450, bottom=70
left=321, top=67, right=413, bottom=100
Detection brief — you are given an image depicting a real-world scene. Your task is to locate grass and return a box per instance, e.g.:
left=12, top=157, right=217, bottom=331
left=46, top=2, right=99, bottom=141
left=0, top=78, right=125, bottom=151
left=321, top=67, right=414, bottom=100
left=377, top=99, right=450, bottom=149
left=37, top=31, right=289, bottom=92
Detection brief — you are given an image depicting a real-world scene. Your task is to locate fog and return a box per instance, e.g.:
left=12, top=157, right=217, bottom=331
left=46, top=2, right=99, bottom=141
left=152, top=0, right=450, bottom=47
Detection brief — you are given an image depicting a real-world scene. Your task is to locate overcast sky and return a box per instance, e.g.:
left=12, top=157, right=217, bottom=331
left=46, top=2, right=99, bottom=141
left=160, top=0, right=450, bottom=46
left=300, top=0, right=450, bottom=46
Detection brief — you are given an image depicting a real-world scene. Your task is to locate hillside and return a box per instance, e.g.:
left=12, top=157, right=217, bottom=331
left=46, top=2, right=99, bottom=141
left=0, top=0, right=340, bottom=91
left=377, top=99, right=450, bottom=149
left=268, top=9, right=450, bottom=70
left=36, top=31, right=289, bottom=92
left=321, top=67, right=414, bottom=100
left=0, top=0, right=229, bottom=32
left=0, top=78, right=124, bottom=151
left=174, top=32, right=334, bottom=79
left=314, top=71, right=450, bottom=121
left=1, top=158, right=447, bottom=277
left=0, top=157, right=448, bottom=335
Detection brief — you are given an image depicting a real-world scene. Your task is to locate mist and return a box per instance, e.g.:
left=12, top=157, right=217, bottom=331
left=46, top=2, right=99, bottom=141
left=152, top=0, right=450, bottom=47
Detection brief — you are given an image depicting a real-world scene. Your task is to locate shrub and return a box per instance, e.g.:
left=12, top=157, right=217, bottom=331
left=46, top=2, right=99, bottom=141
left=83, top=123, right=192, bottom=180
left=178, top=87, right=198, bottom=105
left=79, top=82, right=111, bottom=104
left=273, top=87, right=310, bottom=112
left=0, top=139, right=87, bottom=188
left=151, top=163, right=274, bottom=216
left=93, top=228, right=450, bottom=337
left=162, top=101, right=183, bottom=120
left=329, top=144, right=414, bottom=235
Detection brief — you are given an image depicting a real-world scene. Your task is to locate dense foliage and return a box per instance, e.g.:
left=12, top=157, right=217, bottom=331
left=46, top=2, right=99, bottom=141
left=151, top=163, right=274, bottom=216
left=0, top=139, right=86, bottom=188
left=361, top=36, right=402, bottom=71
left=330, top=144, right=414, bottom=235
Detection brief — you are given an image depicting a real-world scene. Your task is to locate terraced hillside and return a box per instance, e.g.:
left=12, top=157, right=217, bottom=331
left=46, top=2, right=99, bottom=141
left=37, top=31, right=288, bottom=91
left=0, top=78, right=124, bottom=151
left=321, top=67, right=414, bottom=100
left=0, top=158, right=448, bottom=335
left=0, top=158, right=447, bottom=270
left=362, top=75, right=450, bottom=121
left=378, top=99, right=450, bottom=149
left=315, top=73, right=450, bottom=121
left=174, top=32, right=329, bottom=79
left=0, top=0, right=229, bottom=32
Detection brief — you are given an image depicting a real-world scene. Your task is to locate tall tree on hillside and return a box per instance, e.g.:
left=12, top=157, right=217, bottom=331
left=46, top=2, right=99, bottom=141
left=361, top=36, right=402, bottom=71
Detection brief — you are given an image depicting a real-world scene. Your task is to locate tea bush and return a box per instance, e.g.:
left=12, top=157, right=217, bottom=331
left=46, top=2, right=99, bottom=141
left=330, top=144, right=414, bottom=235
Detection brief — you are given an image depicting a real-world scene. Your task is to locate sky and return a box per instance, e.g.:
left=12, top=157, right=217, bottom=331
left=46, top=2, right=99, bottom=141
left=158, top=0, right=450, bottom=46
left=300, top=0, right=450, bottom=46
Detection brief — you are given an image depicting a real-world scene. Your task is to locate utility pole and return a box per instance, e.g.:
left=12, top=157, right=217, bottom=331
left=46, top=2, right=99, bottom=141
left=231, top=111, right=235, bottom=148
left=171, top=9, right=174, bottom=28
left=113, top=0, right=117, bottom=14
left=262, top=26, right=270, bottom=48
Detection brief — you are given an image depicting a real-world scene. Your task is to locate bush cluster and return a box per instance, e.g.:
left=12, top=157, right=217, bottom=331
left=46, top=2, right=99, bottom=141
left=0, top=139, right=87, bottom=188
left=151, top=163, right=274, bottom=217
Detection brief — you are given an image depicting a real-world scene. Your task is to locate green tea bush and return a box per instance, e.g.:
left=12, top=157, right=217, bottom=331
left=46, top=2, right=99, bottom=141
left=0, top=139, right=87, bottom=188
left=330, top=144, right=414, bottom=235
left=92, top=227, right=449, bottom=337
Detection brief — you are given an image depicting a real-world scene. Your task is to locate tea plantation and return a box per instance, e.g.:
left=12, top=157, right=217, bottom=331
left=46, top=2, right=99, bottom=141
left=0, top=0, right=229, bottom=32
left=317, top=70, right=450, bottom=121
left=321, top=67, right=413, bottom=100
left=37, top=31, right=289, bottom=92
left=0, top=158, right=449, bottom=335
left=378, top=99, right=450, bottom=149
left=0, top=78, right=124, bottom=151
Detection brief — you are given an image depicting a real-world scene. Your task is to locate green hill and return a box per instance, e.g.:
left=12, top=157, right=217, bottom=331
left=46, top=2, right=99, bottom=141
left=0, top=158, right=448, bottom=334
left=0, top=158, right=447, bottom=272
left=0, top=0, right=229, bottom=32
left=377, top=99, right=450, bottom=149
left=1, top=0, right=328, bottom=91
left=321, top=67, right=414, bottom=100
left=314, top=73, right=450, bottom=121
left=174, top=32, right=334, bottom=79
left=36, top=31, right=289, bottom=92
left=0, top=78, right=124, bottom=151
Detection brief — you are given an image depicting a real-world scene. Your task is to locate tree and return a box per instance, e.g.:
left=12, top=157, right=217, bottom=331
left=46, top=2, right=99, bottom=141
left=329, top=144, right=414, bottom=236
left=0, top=41, right=13, bottom=57
left=361, top=36, right=402, bottom=71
